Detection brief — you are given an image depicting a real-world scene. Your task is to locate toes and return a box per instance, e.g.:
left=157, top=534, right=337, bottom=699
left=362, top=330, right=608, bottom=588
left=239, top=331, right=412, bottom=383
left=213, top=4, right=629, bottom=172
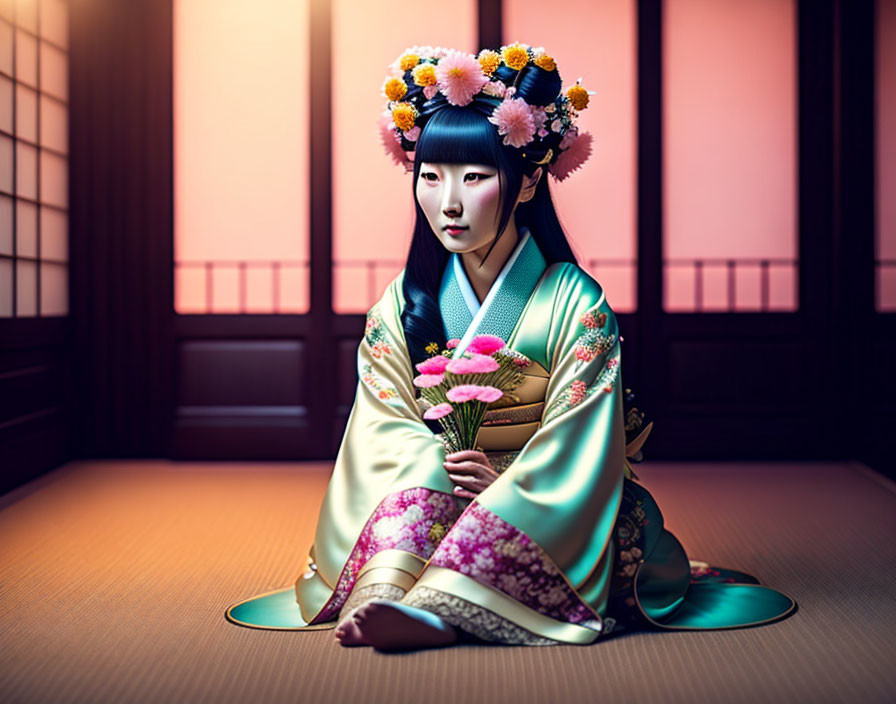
left=336, top=618, right=366, bottom=646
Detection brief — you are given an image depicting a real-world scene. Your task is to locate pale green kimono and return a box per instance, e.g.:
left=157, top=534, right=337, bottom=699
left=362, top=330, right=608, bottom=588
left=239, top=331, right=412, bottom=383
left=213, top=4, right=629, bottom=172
left=226, top=227, right=796, bottom=643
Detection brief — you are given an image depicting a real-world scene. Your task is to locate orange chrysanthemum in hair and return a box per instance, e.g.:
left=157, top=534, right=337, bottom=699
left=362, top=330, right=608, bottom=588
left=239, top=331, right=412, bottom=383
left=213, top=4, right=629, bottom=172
left=391, top=102, right=418, bottom=132
left=502, top=43, right=529, bottom=71
left=478, top=50, right=501, bottom=76
left=399, top=53, right=420, bottom=71
left=534, top=54, right=556, bottom=71
left=567, top=84, right=589, bottom=110
left=412, top=63, right=437, bottom=87
left=383, top=77, right=408, bottom=102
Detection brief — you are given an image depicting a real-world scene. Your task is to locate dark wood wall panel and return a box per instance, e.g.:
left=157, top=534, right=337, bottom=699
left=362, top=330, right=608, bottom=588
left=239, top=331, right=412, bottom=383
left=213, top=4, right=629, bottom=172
left=68, top=0, right=174, bottom=458
left=0, top=320, right=71, bottom=494
left=665, top=340, right=806, bottom=406
left=171, top=317, right=314, bottom=459
left=172, top=339, right=310, bottom=458
left=178, top=341, right=307, bottom=407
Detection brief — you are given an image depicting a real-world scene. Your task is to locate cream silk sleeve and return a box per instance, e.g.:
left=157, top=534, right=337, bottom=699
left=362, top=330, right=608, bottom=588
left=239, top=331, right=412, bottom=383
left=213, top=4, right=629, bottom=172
left=295, top=272, right=462, bottom=624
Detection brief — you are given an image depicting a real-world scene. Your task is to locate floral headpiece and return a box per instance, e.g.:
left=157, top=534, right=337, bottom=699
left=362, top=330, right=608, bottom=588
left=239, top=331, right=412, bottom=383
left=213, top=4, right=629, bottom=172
left=378, top=42, right=595, bottom=182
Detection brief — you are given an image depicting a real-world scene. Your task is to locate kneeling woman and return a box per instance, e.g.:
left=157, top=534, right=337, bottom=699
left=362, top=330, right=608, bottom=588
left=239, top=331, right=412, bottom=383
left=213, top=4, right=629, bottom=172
left=226, top=43, right=796, bottom=649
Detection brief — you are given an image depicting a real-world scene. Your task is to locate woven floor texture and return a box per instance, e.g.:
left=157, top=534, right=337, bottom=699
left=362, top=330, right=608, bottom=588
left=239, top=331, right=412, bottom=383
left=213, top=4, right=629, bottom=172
left=1, top=460, right=894, bottom=704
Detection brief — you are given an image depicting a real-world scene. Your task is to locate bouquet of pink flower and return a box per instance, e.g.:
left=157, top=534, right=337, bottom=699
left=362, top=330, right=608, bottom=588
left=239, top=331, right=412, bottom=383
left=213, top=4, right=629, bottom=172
left=413, top=334, right=532, bottom=453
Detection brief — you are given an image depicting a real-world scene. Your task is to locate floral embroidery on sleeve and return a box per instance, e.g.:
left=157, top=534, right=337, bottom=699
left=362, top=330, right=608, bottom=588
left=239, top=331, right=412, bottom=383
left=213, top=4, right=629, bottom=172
left=572, top=307, right=616, bottom=370
left=360, top=362, right=399, bottom=400
left=542, top=354, right=619, bottom=424
left=365, top=304, right=393, bottom=359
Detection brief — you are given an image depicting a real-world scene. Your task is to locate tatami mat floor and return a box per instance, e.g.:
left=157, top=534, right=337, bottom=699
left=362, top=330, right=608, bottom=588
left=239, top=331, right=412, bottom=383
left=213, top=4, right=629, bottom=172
left=1, top=459, right=894, bottom=704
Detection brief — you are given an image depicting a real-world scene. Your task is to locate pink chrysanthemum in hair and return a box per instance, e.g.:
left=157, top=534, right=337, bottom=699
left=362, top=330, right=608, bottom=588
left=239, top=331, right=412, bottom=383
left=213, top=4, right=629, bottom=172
left=416, top=355, right=451, bottom=374
left=435, top=50, right=488, bottom=106
left=446, top=384, right=488, bottom=403
left=413, top=373, right=445, bottom=388
left=446, top=354, right=500, bottom=375
left=549, top=130, right=593, bottom=181
left=466, top=334, right=506, bottom=356
left=488, top=97, right=536, bottom=148
left=476, top=386, right=503, bottom=403
left=424, top=402, right=454, bottom=420
left=378, top=111, right=413, bottom=172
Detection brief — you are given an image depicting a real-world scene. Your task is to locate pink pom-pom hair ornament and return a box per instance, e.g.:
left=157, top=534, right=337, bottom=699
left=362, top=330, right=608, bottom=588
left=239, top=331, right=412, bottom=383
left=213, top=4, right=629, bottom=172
left=548, top=129, right=593, bottom=181
left=377, top=43, right=596, bottom=182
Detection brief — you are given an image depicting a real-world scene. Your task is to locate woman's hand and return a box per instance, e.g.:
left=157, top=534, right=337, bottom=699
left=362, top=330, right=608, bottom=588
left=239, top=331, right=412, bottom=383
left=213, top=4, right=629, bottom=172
left=444, top=450, right=499, bottom=499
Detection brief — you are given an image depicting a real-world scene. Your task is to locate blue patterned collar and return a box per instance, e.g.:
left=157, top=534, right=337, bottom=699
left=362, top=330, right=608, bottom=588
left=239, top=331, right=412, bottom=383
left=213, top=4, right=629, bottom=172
left=438, top=226, right=547, bottom=358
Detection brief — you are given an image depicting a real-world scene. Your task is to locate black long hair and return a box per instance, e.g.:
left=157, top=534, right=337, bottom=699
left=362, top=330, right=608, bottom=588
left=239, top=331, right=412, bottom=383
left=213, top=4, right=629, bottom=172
left=400, top=58, right=580, bottom=373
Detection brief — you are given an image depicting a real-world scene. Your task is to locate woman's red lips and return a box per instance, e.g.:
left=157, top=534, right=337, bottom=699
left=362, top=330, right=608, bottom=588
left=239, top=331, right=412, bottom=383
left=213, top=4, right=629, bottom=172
left=445, top=225, right=468, bottom=234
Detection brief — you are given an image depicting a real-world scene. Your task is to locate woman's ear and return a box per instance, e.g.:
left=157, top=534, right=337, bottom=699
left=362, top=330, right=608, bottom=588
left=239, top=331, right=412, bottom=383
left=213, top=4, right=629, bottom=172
left=518, top=168, right=543, bottom=203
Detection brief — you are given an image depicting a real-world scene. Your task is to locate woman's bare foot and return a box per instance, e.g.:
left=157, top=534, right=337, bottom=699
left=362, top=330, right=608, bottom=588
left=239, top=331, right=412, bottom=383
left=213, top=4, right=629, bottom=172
left=334, top=608, right=366, bottom=646
left=351, top=599, right=458, bottom=651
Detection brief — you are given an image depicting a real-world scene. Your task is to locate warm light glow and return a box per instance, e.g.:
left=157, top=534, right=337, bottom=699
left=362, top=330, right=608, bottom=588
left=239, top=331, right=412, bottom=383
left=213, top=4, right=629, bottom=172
left=663, top=0, right=797, bottom=312
left=505, top=0, right=638, bottom=313
left=0, top=0, right=69, bottom=318
left=173, top=0, right=311, bottom=314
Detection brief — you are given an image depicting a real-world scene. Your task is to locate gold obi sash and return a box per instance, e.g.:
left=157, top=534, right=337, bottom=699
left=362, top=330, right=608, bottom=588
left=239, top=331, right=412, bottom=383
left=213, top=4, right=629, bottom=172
left=476, top=361, right=550, bottom=462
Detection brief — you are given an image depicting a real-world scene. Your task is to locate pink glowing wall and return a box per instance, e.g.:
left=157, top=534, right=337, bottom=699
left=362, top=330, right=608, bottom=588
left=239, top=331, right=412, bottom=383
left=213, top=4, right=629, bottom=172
left=173, top=0, right=803, bottom=316
left=878, top=0, right=896, bottom=311
left=174, top=0, right=311, bottom=314
left=663, top=0, right=797, bottom=312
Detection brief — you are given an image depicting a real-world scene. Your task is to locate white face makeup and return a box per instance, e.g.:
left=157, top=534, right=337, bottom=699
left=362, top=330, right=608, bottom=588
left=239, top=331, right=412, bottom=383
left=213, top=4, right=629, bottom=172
left=415, top=162, right=506, bottom=256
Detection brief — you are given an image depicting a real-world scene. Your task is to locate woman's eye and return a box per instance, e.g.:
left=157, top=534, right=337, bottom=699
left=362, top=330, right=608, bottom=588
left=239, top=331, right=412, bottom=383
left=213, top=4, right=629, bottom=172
left=465, top=173, right=490, bottom=182
left=422, top=173, right=438, bottom=181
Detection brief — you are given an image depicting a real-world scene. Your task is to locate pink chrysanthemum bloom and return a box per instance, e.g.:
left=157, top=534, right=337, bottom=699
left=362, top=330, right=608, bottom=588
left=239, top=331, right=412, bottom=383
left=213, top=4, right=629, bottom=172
left=378, top=111, right=413, bottom=172
left=424, top=402, right=454, bottom=420
left=446, top=338, right=461, bottom=349
left=413, top=373, right=445, bottom=388
left=416, top=355, right=451, bottom=374
left=488, top=97, right=536, bottom=148
left=466, top=334, right=506, bottom=356
left=476, top=386, right=504, bottom=403
left=403, top=125, right=421, bottom=142
left=549, top=130, right=594, bottom=181
left=446, top=384, right=488, bottom=403
left=446, top=354, right=499, bottom=375
left=435, top=49, right=488, bottom=106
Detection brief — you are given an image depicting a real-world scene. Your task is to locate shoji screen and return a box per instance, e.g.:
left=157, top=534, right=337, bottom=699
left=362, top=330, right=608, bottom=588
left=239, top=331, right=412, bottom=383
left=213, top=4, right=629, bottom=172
left=330, top=0, right=477, bottom=313
left=0, top=0, right=69, bottom=318
left=174, top=0, right=311, bottom=314
left=504, top=0, right=638, bottom=312
left=663, top=0, right=797, bottom=312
